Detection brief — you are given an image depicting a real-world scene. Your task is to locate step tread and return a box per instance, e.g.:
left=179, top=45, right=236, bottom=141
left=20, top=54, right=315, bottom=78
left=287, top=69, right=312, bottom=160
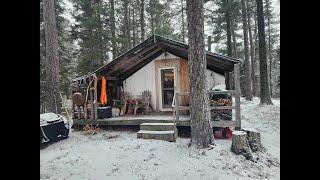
left=137, top=130, right=174, bottom=135
left=140, top=123, right=174, bottom=126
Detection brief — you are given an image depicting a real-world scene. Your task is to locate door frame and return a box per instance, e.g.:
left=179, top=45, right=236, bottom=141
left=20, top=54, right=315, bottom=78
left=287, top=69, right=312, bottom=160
left=158, top=67, right=177, bottom=111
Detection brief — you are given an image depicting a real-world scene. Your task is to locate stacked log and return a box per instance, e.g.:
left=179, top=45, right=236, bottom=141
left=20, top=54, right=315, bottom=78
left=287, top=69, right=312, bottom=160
left=210, top=90, right=232, bottom=121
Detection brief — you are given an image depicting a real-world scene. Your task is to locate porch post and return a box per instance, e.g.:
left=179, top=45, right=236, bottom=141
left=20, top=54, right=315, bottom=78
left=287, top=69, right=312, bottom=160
left=224, top=71, right=230, bottom=90
left=234, top=63, right=241, bottom=130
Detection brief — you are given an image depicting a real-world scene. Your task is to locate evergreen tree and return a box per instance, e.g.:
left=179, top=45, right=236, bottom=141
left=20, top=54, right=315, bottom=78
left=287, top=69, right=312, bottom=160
left=256, top=0, right=273, bottom=105
left=241, top=0, right=252, bottom=100
left=187, top=0, right=214, bottom=147
left=71, top=0, right=108, bottom=74
left=43, top=0, right=61, bottom=113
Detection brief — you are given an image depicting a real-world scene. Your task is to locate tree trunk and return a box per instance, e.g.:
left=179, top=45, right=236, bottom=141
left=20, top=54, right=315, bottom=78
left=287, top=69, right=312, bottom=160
left=151, top=15, right=154, bottom=34
left=186, top=0, right=214, bottom=148
left=181, top=0, right=186, bottom=43
left=43, top=0, right=61, bottom=114
left=253, top=9, right=260, bottom=96
left=247, top=0, right=257, bottom=97
left=207, top=36, right=211, bottom=52
left=110, top=0, right=117, bottom=58
left=231, top=131, right=253, bottom=160
left=242, top=128, right=262, bottom=152
left=95, top=0, right=104, bottom=66
left=256, top=0, right=273, bottom=105
left=224, top=0, right=232, bottom=90
left=140, top=0, right=145, bottom=41
left=266, top=0, right=272, bottom=97
left=132, top=6, right=136, bottom=47
left=241, top=0, right=252, bottom=100
left=224, top=0, right=232, bottom=57
left=230, top=0, right=237, bottom=59
left=128, top=4, right=132, bottom=49
left=123, top=0, right=130, bottom=50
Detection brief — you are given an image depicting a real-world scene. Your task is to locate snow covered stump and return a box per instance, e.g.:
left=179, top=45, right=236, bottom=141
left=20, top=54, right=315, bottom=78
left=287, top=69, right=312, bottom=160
left=242, top=128, right=262, bottom=152
left=231, top=131, right=253, bottom=160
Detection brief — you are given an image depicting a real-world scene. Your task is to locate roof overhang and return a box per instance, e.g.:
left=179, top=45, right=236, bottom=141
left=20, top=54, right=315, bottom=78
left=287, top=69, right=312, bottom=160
left=73, top=35, right=242, bottom=82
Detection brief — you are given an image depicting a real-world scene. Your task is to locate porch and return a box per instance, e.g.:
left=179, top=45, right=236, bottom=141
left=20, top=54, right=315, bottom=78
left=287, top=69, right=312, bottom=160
left=72, top=112, right=239, bottom=128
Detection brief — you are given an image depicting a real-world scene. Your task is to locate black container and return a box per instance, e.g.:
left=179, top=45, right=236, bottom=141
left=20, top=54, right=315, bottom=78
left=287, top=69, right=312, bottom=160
left=97, top=106, right=112, bottom=119
left=41, top=121, right=69, bottom=142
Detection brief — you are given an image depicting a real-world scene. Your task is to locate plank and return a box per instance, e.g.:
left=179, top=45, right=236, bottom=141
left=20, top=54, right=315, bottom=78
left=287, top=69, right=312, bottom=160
left=212, top=120, right=238, bottom=127
left=208, top=90, right=235, bottom=95
left=234, top=63, right=241, bottom=130
left=178, top=106, right=190, bottom=110
left=210, top=106, right=235, bottom=110
left=176, top=92, right=190, bottom=96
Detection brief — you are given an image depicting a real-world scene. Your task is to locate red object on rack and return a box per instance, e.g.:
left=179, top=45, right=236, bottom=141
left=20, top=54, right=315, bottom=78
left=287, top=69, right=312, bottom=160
left=225, top=128, right=233, bottom=139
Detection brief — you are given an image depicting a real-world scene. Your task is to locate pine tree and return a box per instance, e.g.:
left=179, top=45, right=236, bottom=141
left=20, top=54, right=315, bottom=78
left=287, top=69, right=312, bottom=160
left=247, top=0, right=257, bottom=97
left=264, top=0, right=279, bottom=97
left=181, top=0, right=186, bottom=43
left=71, top=0, right=107, bottom=74
left=241, top=0, right=252, bottom=100
left=43, top=0, right=61, bottom=113
left=140, top=0, right=145, bottom=41
left=110, top=0, right=117, bottom=58
left=256, top=0, right=273, bottom=105
left=186, top=0, right=214, bottom=147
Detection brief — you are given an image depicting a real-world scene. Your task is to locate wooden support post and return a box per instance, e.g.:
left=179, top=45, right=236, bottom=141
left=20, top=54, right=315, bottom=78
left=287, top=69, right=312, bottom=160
left=94, top=75, right=98, bottom=119
left=234, top=63, right=241, bottom=130
left=90, top=90, right=94, bottom=120
left=175, top=93, right=179, bottom=123
left=225, top=71, right=230, bottom=90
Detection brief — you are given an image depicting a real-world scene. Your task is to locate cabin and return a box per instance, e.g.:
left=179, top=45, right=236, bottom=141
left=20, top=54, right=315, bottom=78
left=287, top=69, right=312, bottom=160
left=71, top=35, right=242, bottom=137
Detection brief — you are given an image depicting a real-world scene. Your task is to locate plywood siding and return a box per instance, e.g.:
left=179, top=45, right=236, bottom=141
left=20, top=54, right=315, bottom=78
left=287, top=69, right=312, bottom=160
left=123, top=60, right=156, bottom=110
left=179, top=59, right=190, bottom=106
left=123, top=52, right=225, bottom=112
left=206, top=69, right=225, bottom=89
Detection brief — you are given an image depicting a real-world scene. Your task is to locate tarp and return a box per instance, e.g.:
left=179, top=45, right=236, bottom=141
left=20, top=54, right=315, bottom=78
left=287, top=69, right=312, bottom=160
left=100, top=77, right=107, bottom=105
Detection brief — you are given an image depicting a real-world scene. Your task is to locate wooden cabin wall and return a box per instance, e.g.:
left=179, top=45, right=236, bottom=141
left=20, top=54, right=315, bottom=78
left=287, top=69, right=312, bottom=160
left=123, top=60, right=157, bottom=109
left=154, top=58, right=181, bottom=111
left=179, top=59, right=190, bottom=106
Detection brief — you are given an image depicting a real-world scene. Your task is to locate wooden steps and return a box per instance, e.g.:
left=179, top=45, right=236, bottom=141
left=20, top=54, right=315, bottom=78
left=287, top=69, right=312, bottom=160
left=140, top=123, right=175, bottom=131
left=137, top=123, right=178, bottom=142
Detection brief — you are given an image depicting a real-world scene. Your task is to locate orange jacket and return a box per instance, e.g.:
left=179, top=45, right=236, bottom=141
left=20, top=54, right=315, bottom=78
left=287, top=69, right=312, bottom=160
left=100, top=77, right=107, bottom=105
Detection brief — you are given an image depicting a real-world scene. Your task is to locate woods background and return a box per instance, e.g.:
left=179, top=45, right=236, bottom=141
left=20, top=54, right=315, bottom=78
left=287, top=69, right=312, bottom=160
left=40, top=0, right=279, bottom=99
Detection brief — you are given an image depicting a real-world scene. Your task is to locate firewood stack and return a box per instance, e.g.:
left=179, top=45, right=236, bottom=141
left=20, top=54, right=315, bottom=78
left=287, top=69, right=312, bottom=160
left=210, top=90, right=232, bottom=121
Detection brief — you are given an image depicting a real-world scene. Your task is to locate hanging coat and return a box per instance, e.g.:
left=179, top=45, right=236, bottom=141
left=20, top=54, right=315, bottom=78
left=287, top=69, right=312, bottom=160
left=100, top=77, right=107, bottom=105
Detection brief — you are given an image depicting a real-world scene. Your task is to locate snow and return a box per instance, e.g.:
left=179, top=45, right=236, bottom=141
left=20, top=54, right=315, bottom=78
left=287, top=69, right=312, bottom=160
left=232, top=131, right=247, bottom=136
left=40, top=113, right=61, bottom=122
left=41, top=97, right=280, bottom=180
left=137, top=130, right=174, bottom=135
left=141, top=123, right=174, bottom=126
left=242, top=128, right=259, bottom=133
left=211, top=84, right=226, bottom=91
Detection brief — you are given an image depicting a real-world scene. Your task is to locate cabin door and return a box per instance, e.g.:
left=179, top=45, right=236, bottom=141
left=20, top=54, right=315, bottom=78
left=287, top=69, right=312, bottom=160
left=160, top=68, right=176, bottom=110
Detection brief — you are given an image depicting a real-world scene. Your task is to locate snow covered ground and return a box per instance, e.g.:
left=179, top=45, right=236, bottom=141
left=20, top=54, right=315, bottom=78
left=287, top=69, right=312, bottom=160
left=40, top=98, right=280, bottom=180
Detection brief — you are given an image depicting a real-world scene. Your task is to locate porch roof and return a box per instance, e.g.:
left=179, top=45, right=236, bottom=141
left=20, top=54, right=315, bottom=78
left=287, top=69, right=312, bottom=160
left=75, top=35, right=241, bottom=82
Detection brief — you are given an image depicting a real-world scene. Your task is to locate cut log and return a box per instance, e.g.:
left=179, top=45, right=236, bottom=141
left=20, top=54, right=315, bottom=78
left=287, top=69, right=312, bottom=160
left=231, top=131, right=253, bottom=160
left=242, top=128, right=262, bottom=152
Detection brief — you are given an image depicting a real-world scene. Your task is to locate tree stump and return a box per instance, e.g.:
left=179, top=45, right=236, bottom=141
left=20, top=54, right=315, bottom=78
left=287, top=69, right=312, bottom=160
left=231, top=131, right=253, bottom=160
left=242, top=128, right=262, bottom=152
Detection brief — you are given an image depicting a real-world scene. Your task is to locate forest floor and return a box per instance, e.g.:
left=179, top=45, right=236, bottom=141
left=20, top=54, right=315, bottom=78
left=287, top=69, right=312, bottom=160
left=40, top=97, right=280, bottom=180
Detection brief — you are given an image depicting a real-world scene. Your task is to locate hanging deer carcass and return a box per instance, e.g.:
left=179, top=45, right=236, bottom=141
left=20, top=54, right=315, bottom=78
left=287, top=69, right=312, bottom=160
left=72, top=92, right=85, bottom=119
